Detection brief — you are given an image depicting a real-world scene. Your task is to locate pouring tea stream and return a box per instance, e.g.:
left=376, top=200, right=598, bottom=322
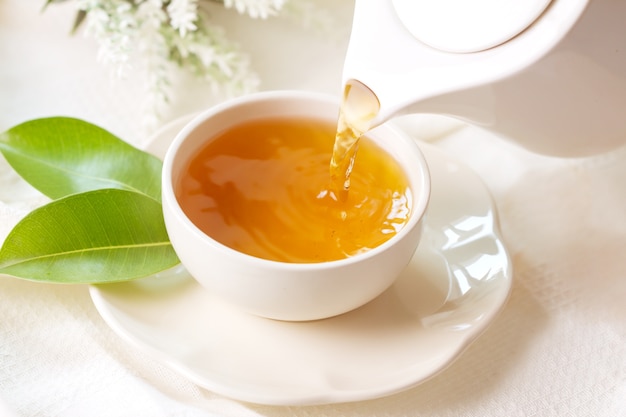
left=340, top=0, right=626, bottom=157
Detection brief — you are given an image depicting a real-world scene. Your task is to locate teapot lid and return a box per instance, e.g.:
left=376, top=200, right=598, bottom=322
left=392, top=0, right=553, bottom=53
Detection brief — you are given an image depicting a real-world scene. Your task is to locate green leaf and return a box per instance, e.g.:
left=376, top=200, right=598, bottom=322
left=0, top=189, right=179, bottom=284
left=0, top=117, right=163, bottom=201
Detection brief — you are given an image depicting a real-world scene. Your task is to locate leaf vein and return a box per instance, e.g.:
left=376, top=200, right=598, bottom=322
left=0, top=241, right=173, bottom=269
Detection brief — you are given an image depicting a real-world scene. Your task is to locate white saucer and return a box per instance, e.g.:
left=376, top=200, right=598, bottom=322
left=89, top=115, right=512, bottom=406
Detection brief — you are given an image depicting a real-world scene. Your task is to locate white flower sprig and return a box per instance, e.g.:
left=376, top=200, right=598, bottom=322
left=223, top=0, right=286, bottom=19
left=167, top=0, right=199, bottom=37
left=48, top=0, right=316, bottom=128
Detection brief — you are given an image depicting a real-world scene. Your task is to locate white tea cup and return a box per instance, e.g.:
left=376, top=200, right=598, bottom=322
left=162, top=91, right=430, bottom=321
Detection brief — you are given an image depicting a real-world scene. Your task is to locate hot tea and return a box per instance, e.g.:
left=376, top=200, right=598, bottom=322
left=176, top=116, right=412, bottom=263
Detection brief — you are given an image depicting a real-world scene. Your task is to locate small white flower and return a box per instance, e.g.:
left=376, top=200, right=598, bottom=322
left=136, top=0, right=167, bottom=30
left=167, top=0, right=199, bottom=37
left=223, top=0, right=286, bottom=19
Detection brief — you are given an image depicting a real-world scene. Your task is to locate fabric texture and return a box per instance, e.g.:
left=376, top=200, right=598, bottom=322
left=1, top=1, right=624, bottom=416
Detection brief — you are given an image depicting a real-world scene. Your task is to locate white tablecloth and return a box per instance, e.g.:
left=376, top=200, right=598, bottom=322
left=1, top=1, right=625, bottom=416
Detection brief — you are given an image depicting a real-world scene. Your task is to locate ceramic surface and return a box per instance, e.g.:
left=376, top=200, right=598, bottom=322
left=89, top=115, right=512, bottom=405
left=392, top=0, right=552, bottom=53
left=345, top=0, right=626, bottom=156
left=161, top=92, right=431, bottom=321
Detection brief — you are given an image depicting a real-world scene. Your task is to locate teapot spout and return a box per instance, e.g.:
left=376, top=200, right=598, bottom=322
left=341, top=0, right=454, bottom=128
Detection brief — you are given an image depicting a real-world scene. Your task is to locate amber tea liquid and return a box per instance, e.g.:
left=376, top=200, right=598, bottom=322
left=177, top=116, right=411, bottom=263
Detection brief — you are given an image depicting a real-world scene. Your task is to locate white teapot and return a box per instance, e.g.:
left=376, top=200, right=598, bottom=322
left=341, top=0, right=626, bottom=156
